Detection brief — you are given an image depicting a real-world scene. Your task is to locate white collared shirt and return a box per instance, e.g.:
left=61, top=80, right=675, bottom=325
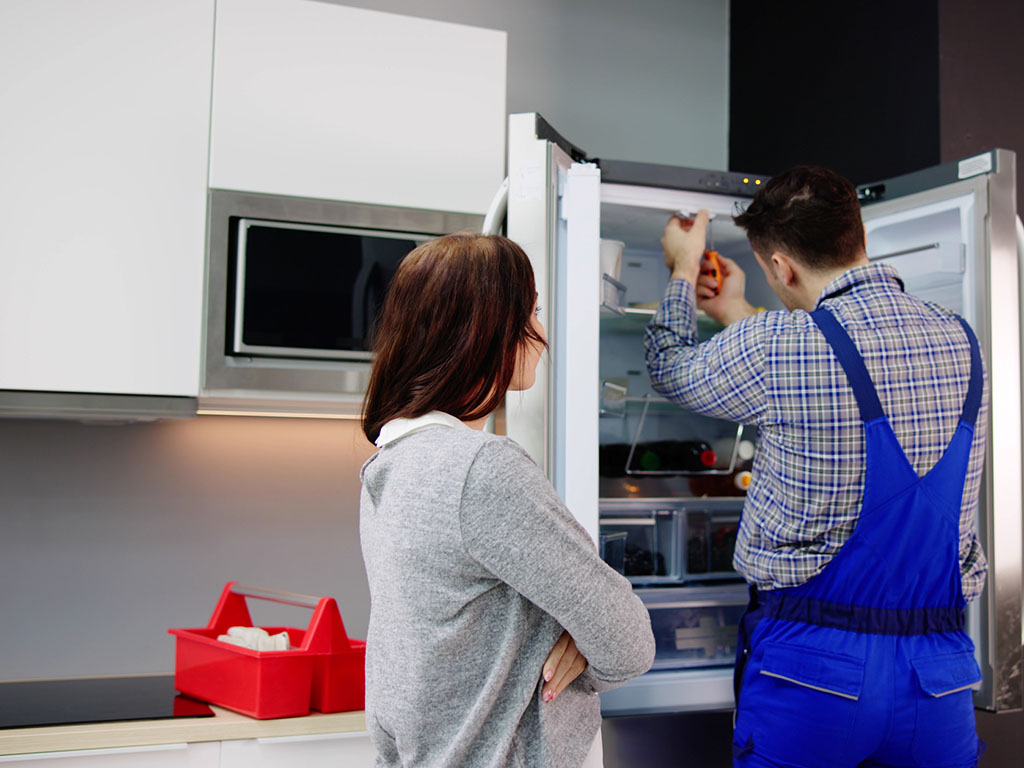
left=374, top=410, right=471, bottom=448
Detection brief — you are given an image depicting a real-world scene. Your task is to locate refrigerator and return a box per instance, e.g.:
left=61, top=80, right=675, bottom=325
left=486, top=112, right=1023, bottom=716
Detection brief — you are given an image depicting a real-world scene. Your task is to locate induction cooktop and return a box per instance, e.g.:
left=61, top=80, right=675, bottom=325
left=0, top=674, right=214, bottom=729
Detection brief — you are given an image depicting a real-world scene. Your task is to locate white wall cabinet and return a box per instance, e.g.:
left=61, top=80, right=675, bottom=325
left=219, top=732, right=376, bottom=768
left=0, top=0, right=215, bottom=397
left=0, top=0, right=505, bottom=405
left=209, top=0, right=507, bottom=215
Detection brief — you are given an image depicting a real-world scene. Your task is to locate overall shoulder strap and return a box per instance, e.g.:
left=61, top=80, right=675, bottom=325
left=956, top=316, right=983, bottom=427
left=809, top=306, right=884, bottom=423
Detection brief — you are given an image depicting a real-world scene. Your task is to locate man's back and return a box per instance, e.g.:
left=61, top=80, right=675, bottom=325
left=644, top=262, right=988, bottom=600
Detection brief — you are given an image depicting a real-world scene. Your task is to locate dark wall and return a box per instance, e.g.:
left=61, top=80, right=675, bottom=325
left=940, top=0, right=1024, bottom=220
left=729, top=1, right=940, bottom=184
left=730, top=0, right=1024, bottom=209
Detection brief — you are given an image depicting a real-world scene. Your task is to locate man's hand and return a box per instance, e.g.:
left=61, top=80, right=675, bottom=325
left=661, top=209, right=710, bottom=285
left=541, top=630, right=587, bottom=702
left=696, top=254, right=758, bottom=326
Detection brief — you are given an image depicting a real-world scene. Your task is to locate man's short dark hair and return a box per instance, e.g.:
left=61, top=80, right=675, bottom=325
left=733, top=166, right=865, bottom=270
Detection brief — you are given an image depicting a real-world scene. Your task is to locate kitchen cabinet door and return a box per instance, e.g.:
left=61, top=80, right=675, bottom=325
left=0, top=0, right=213, bottom=397
left=0, top=742, right=219, bottom=767
left=209, top=0, right=506, bottom=215
left=219, top=732, right=376, bottom=768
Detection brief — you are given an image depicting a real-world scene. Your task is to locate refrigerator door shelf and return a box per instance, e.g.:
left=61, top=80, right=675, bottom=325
left=601, top=273, right=628, bottom=316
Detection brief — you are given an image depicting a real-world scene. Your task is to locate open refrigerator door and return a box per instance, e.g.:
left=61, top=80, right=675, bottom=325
left=859, top=149, right=1022, bottom=712
left=501, top=114, right=776, bottom=715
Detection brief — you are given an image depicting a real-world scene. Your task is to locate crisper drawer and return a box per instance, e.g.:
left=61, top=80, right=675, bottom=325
left=638, top=584, right=749, bottom=671
left=600, top=509, right=682, bottom=583
left=599, top=498, right=743, bottom=586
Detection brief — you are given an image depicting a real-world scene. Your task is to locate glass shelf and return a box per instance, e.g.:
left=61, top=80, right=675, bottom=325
left=601, top=308, right=725, bottom=337
left=599, top=393, right=745, bottom=478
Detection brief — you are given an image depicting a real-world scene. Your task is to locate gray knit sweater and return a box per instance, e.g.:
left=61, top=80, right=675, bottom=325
left=359, top=422, right=654, bottom=768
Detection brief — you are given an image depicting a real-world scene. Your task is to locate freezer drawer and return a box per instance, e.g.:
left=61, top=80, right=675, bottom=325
left=638, top=585, right=748, bottom=671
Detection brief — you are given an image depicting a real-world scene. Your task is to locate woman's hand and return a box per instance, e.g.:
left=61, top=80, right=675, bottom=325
left=541, top=630, right=588, bottom=702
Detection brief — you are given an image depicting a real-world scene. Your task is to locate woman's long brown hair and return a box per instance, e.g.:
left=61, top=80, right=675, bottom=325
left=361, top=233, right=545, bottom=444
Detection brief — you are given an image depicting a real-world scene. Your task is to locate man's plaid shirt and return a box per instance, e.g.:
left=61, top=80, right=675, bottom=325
left=644, top=263, right=988, bottom=601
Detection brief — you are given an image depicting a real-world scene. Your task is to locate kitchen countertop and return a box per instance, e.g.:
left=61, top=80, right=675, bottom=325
left=0, top=706, right=367, bottom=757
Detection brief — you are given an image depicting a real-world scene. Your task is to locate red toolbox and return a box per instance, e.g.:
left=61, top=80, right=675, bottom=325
left=168, top=581, right=366, bottom=719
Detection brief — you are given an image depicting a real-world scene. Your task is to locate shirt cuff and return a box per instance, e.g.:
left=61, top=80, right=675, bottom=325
left=650, top=278, right=699, bottom=346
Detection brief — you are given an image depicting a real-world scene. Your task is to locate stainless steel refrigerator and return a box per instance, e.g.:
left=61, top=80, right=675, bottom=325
left=487, top=112, right=1023, bottom=715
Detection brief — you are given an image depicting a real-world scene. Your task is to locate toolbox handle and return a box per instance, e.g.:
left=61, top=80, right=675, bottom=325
left=229, top=583, right=322, bottom=609
left=205, top=581, right=352, bottom=651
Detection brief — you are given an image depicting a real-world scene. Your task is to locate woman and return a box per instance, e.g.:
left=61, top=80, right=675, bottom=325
left=360, top=233, right=654, bottom=768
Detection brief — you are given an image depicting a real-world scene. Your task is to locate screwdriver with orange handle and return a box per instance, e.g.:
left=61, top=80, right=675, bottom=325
left=675, top=211, right=722, bottom=296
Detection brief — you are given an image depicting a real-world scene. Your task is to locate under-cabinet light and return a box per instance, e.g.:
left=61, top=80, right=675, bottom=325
left=196, top=409, right=361, bottom=420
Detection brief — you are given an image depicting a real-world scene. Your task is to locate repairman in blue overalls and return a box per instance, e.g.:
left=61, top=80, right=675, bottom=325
left=645, top=165, right=988, bottom=768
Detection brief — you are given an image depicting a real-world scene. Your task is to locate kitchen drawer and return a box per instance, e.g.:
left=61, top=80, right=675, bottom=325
left=219, top=732, right=375, bottom=768
left=0, top=742, right=219, bottom=767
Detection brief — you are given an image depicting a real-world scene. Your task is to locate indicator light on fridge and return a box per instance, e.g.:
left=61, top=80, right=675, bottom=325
left=743, top=178, right=749, bottom=184
left=755, top=179, right=762, bottom=185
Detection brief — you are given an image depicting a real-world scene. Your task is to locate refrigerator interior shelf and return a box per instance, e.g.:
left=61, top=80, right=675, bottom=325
left=601, top=309, right=725, bottom=337
left=624, top=395, right=743, bottom=476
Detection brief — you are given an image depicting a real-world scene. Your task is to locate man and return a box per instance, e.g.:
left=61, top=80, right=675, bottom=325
left=645, top=165, right=988, bottom=768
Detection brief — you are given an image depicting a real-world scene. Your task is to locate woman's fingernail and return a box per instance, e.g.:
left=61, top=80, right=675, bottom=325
left=544, top=671, right=552, bottom=682
left=543, top=691, right=552, bottom=702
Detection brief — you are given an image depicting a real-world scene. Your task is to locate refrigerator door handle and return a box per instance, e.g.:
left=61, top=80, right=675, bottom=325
left=482, top=176, right=509, bottom=235
left=1016, top=215, right=1023, bottom=262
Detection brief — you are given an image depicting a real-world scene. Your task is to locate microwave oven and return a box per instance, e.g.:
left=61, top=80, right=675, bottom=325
left=201, top=189, right=483, bottom=417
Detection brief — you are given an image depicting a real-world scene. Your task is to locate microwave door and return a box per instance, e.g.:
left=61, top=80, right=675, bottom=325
left=860, top=149, right=1022, bottom=712
left=232, top=218, right=426, bottom=362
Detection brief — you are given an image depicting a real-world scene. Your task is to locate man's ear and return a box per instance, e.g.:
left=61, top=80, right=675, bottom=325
left=771, top=251, right=798, bottom=286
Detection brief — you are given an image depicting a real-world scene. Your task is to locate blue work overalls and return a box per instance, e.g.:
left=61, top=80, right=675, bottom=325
left=732, top=306, right=985, bottom=768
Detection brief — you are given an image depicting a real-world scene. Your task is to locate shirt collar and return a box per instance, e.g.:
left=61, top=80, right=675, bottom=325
left=815, top=262, right=905, bottom=307
left=375, top=410, right=470, bottom=447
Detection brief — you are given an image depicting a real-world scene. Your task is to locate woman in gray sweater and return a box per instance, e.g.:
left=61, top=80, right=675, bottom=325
left=360, top=233, right=655, bottom=768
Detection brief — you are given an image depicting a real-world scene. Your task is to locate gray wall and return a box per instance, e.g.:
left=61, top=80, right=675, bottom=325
left=0, top=0, right=730, bottom=680
left=325, top=0, right=730, bottom=169
left=0, top=416, right=375, bottom=679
